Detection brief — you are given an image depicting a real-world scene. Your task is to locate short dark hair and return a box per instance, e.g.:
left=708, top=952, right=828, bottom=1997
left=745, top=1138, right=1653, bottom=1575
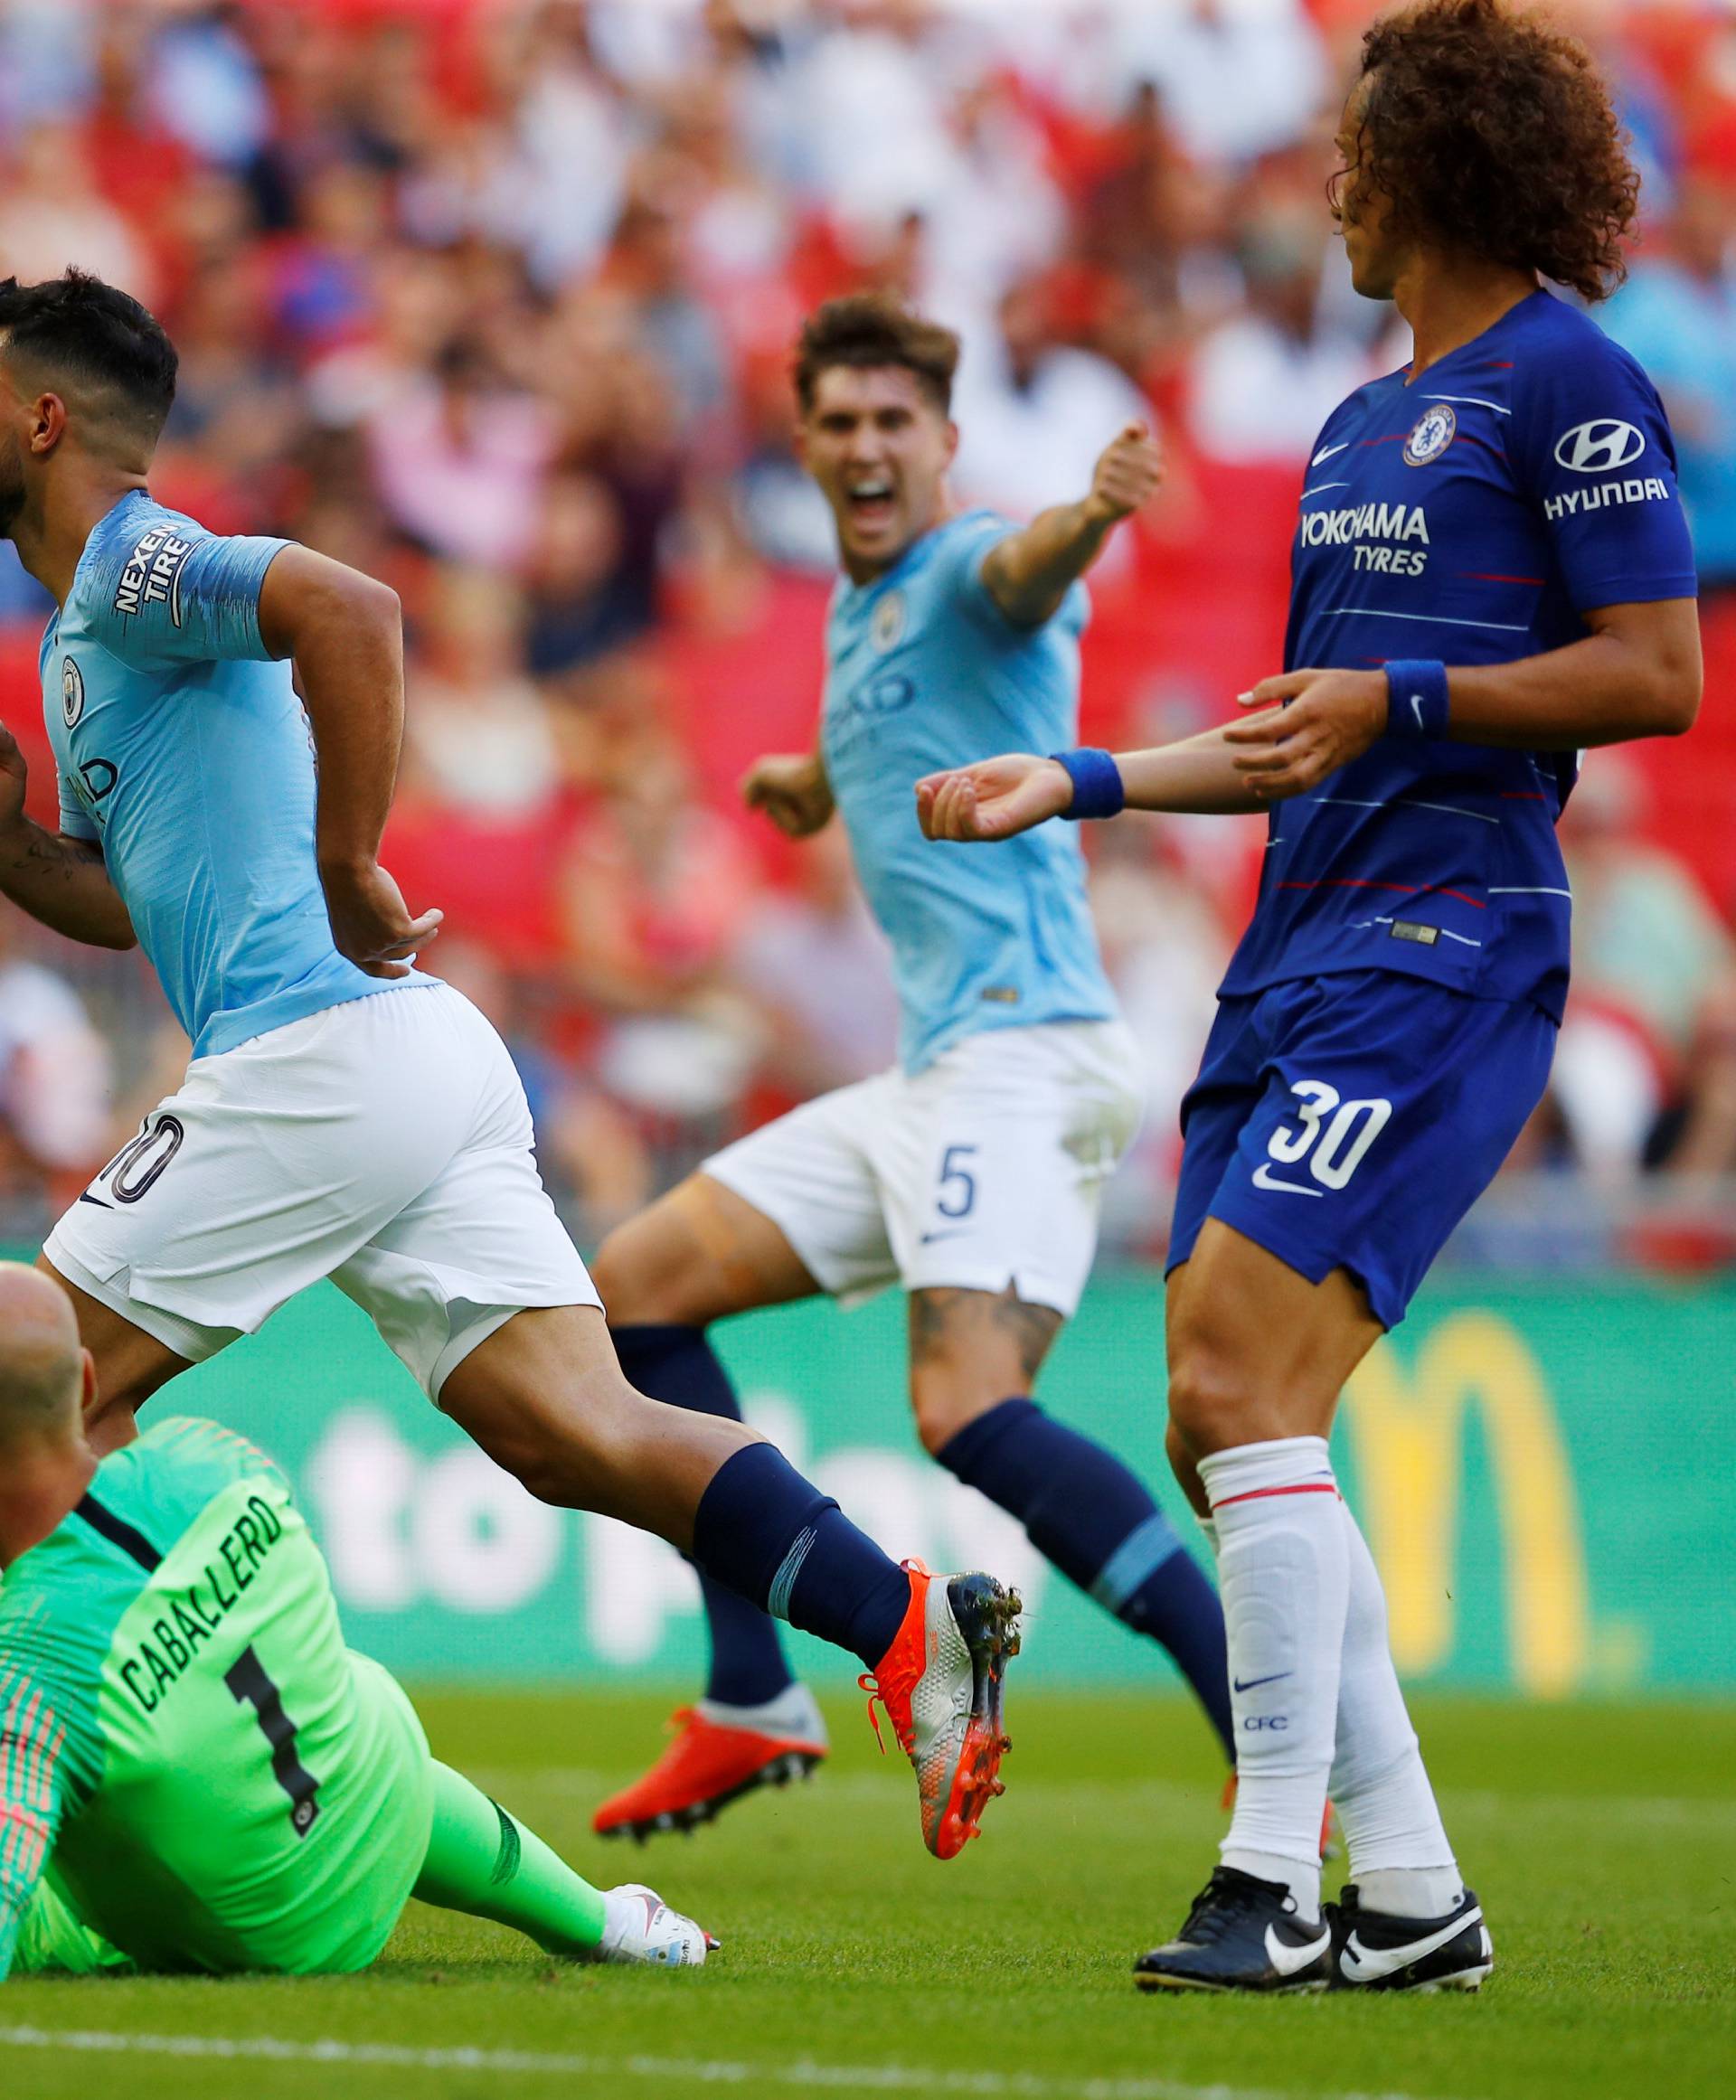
left=1356, top=0, right=1638, bottom=303
left=0, top=269, right=178, bottom=434
left=793, top=295, right=960, bottom=415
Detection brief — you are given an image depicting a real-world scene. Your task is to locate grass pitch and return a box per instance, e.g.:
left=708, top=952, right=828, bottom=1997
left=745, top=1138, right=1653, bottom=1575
left=4, top=1687, right=1731, bottom=2100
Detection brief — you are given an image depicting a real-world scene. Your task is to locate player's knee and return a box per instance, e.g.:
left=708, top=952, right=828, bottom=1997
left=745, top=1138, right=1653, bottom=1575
left=909, top=1371, right=1001, bottom=1458
left=907, top=1288, right=1053, bottom=1457
left=592, top=1180, right=759, bottom=1330
left=487, top=1413, right=613, bottom=1511
left=456, top=1360, right=647, bottom=1513
left=591, top=1223, right=701, bottom=1328
left=1165, top=1420, right=1210, bottom=1516
left=1165, top=1337, right=1263, bottom=1459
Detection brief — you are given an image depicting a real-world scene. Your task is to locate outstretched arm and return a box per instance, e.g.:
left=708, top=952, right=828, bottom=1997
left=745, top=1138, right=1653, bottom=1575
left=916, top=726, right=1266, bottom=842
left=0, top=721, right=135, bottom=949
left=257, top=546, right=442, bottom=979
left=918, top=596, right=1702, bottom=841
left=1222, top=598, right=1700, bottom=799
left=978, top=421, right=1161, bottom=626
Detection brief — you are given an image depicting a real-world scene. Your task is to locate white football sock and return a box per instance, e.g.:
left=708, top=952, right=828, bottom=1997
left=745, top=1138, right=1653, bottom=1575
left=1198, top=1435, right=1346, bottom=1919
left=1330, top=1501, right=1462, bottom=1917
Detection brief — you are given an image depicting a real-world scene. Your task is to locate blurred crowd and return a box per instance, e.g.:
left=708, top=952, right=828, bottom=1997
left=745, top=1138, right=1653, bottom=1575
left=2, top=0, right=1736, bottom=1269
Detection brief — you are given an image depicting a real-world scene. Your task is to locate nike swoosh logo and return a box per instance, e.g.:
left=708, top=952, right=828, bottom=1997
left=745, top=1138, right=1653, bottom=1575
left=1251, top=1163, right=1324, bottom=1197
left=1340, top=1905, right=1481, bottom=1982
left=1310, top=441, right=1349, bottom=466
left=919, top=1228, right=973, bottom=1245
left=77, top=1192, right=113, bottom=1208
left=1232, top=1671, right=1290, bottom=1693
left=1265, top=1921, right=1332, bottom=1977
left=1411, top=692, right=1427, bottom=731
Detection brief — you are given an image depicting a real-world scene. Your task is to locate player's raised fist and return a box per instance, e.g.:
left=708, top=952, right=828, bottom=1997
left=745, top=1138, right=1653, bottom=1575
left=0, top=718, right=28, bottom=833
left=915, top=753, right=1073, bottom=843
left=319, top=858, right=442, bottom=978
left=1085, top=421, right=1162, bottom=526
left=742, top=750, right=835, bottom=839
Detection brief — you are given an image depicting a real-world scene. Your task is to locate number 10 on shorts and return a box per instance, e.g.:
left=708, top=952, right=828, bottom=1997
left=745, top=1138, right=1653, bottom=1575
left=1267, top=1081, right=1392, bottom=1191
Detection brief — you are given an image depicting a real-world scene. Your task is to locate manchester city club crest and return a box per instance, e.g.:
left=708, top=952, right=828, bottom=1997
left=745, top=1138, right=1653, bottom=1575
left=871, top=589, right=906, bottom=653
left=61, top=654, right=84, bottom=728
left=1402, top=401, right=1457, bottom=466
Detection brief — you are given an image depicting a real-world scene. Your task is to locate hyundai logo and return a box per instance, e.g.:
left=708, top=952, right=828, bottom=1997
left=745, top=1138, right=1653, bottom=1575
left=1553, top=419, right=1646, bottom=473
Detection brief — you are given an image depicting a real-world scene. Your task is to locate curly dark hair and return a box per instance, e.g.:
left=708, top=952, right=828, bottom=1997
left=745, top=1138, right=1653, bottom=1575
left=793, top=294, right=960, bottom=415
left=1354, top=0, right=1639, bottom=302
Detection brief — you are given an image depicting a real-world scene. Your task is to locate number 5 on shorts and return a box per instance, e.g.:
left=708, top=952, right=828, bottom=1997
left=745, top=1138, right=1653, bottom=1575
left=1268, top=1080, right=1391, bottom=1191
left=936, top=1144, right=978, bottom=1219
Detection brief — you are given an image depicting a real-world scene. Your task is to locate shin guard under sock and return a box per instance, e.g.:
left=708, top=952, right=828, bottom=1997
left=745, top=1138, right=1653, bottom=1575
left=1198, top=1435, right=1349, bottom=1917
left=691, top=1442, right=910, bottom=1672
left=1331, top=1497, right=1460, bottom=1915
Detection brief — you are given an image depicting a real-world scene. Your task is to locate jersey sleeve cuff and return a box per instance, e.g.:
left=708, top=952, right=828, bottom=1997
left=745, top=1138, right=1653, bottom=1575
left=1571, top=571, right=1700, bottom=612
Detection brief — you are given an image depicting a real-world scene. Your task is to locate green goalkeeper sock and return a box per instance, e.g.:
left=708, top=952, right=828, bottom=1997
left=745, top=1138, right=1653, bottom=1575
left=413, top=1760, right=607, bottom=1958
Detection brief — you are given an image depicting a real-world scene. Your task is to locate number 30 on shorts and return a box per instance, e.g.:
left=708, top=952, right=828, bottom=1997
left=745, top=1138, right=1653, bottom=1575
left=1267, top=1080, right=1392, bottom=1190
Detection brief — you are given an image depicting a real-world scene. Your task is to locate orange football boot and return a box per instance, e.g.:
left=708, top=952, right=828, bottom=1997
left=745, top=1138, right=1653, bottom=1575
left=593, top=1704, right=827, bottom=1842
left=860, top=1562, right=1023, bottom=1860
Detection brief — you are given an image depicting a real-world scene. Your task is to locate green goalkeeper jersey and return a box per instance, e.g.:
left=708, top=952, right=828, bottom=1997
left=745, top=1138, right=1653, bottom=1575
left=0, top=1417, right=434, bottom=1981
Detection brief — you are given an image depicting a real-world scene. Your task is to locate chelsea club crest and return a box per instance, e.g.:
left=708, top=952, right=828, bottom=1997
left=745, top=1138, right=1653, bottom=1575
left=61, top=654, right=85, bottom=728
left=1402, top=402, right=1457, bottom=466
left=871, top=589, right=906, bottom=653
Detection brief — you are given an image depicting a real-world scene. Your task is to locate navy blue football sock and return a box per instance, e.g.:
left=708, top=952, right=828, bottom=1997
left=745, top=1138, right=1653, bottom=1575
left=692, top=1443, right=911, bottom=1673
left=613, top=1323, right=795, bottom=1707
left=939, top=1398, right=1233, bottom=1755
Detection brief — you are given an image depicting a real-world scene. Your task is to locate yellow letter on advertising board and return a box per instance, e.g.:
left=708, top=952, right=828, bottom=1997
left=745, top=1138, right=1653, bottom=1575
left=1343, top=1312, right=1589, bottom=1697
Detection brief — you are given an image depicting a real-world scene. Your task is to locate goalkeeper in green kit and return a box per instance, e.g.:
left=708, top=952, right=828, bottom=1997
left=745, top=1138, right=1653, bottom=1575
left=0, top=1264, right=714, bottom=1981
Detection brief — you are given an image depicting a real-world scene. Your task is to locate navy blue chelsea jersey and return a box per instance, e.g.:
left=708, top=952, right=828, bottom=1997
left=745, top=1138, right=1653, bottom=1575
left=1222, top=289, right=1697, bottom=1022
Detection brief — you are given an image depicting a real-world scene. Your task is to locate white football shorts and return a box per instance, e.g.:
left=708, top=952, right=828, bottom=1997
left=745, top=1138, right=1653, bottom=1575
left=703, top=1019, right=1145, bottom=1316
left=44, top=983, right=598, bottom=1398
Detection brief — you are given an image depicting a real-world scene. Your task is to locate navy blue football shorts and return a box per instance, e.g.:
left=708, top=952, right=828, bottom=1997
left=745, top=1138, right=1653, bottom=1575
left=1168, top=970, right=1557, bottom=1328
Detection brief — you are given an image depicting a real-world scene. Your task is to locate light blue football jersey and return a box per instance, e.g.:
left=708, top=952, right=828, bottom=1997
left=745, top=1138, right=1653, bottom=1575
left=820, top=509, right=1118, bottom=1071
left=41, top=491, right=425, bottom=1058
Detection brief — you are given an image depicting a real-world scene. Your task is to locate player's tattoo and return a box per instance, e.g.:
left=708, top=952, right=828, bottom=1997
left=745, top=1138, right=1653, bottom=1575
left=992, top=1287, right=1062, bottom=1381
left=909, top=1285, right=1061, bottom=1383
left=0, top=819, right=132, bottom=947
left=0, top=825, right=99, bottom=883
left=908, top=1287, right=954, bottom=1366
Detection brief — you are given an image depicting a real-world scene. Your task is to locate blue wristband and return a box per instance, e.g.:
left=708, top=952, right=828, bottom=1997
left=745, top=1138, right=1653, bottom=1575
left=1050, top=748, right=1125, bottom=821
left=1385, top=659, right=1450, bottom=739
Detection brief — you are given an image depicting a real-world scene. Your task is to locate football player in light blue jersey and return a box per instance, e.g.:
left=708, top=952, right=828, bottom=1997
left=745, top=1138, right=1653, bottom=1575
left=588, top=295, right=1236, bottom=1844
left=0, top=270, right=1028, bottom=1874
left=44, top=498, right=437, bottom=1059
